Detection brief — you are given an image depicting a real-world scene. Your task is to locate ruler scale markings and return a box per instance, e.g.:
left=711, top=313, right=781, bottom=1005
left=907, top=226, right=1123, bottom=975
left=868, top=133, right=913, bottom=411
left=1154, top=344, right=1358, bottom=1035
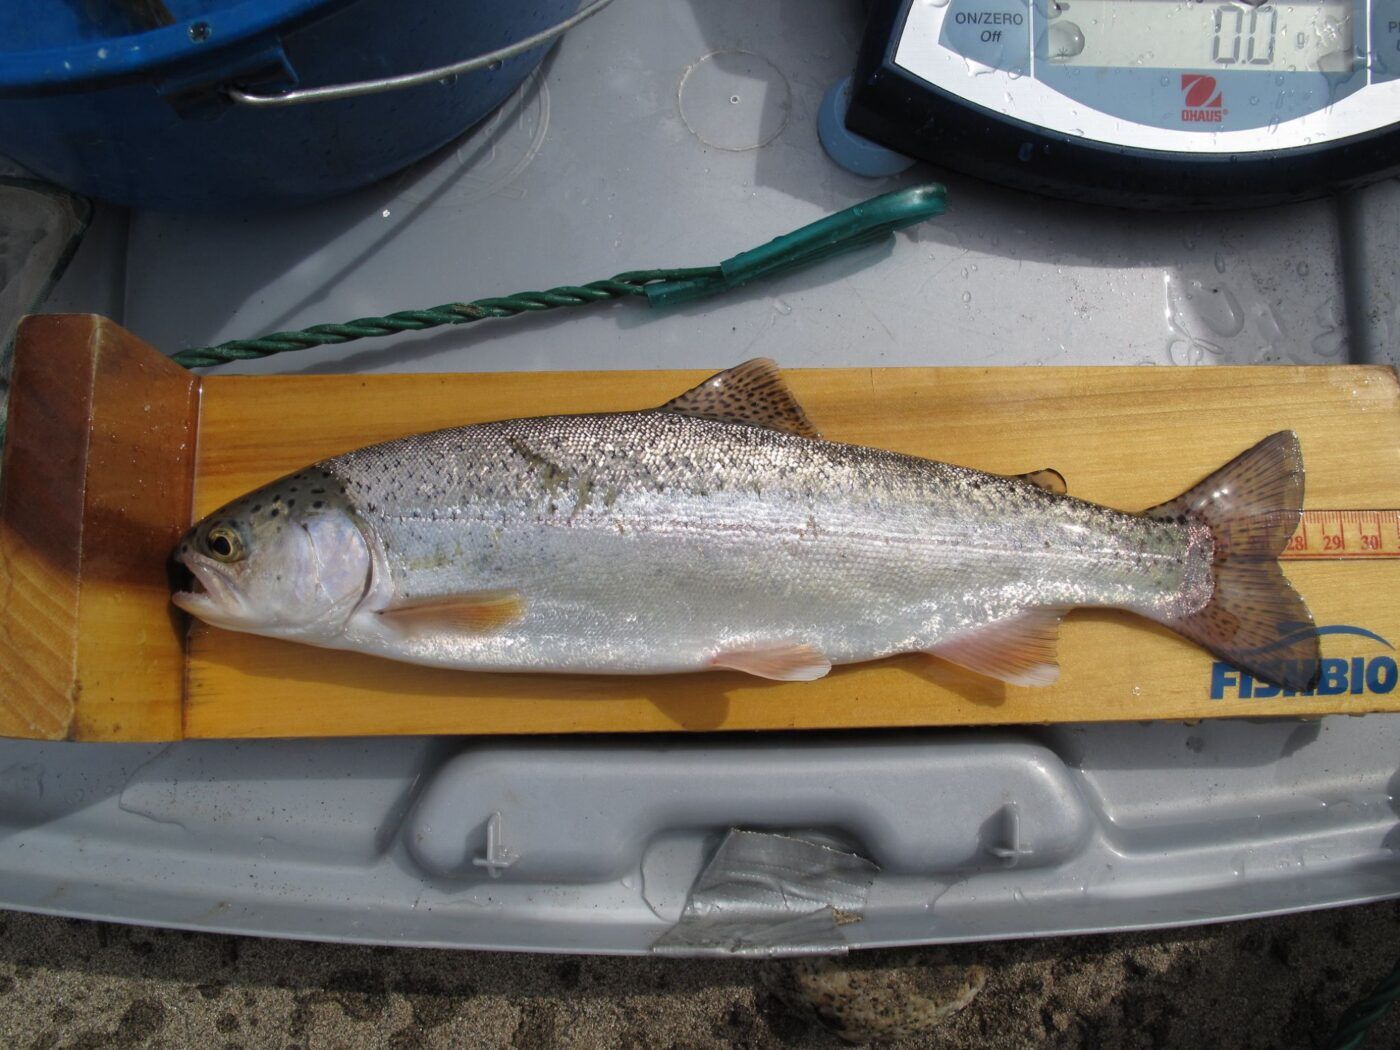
left=1277, top=509, right=1400, bottom=560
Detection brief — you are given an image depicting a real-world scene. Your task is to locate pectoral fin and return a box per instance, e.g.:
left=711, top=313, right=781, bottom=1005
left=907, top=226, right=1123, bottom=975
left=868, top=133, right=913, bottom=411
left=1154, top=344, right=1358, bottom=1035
left=926, top=608, right=1069, bottom=686
left=710, top=643, right=832, bottom=681
left=379, top=590, right=525, bottom=634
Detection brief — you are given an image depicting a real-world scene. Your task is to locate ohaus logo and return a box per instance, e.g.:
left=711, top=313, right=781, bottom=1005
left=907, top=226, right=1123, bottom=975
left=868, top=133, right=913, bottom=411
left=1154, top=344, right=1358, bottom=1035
left=1210, top=625, right=1397, bottom=700
left=1181, top=74, right=1224, bottom=123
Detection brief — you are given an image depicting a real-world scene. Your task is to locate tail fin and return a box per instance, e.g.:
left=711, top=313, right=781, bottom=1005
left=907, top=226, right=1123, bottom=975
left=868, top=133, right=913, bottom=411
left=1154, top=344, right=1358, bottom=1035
left=1144, top=431, right=1319, bottom=692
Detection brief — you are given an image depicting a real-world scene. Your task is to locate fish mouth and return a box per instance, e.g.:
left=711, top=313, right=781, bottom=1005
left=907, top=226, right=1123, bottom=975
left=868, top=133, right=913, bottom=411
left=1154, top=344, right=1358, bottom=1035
left=171, top=552, right=242, bottom=621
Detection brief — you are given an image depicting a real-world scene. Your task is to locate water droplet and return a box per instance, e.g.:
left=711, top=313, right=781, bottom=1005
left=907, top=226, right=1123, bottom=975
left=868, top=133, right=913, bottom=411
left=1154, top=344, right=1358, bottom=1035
left=1252, top=302, right=1287, bottom=363
left=962, top=291, right=972, bottom=303
left=1165, top=273, right=1243, bottom=343
left=960, top=267, right=969, bottom=279
left=1046, top=21, right=1086, bottom=60
left=729, top=94, right=740, bottom=104
left=1017, top=142, right=1034, bottom=162
left=1310, top=300, right=1345, bottom=358
left=771, top=297, right=792, bottom=316
left=1296, top=261, right=1310, bottom=277
left=1131, top=685, right=1142, bottom=696
left=1213, top=253, right=1227, bottom=274
left=381, top=208, right=391, bottom=218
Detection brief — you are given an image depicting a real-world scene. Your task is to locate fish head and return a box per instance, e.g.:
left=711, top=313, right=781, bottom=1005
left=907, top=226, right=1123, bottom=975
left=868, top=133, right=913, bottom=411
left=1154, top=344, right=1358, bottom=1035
left=171, top=473, right=371, bottom=640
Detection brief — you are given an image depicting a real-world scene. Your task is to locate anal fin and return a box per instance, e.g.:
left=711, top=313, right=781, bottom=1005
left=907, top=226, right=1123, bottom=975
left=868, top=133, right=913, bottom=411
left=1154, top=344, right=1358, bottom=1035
left=926, top=608, right=1068, bottom=686
left=711, top=642, right=832, bottom=682
left=379, top=590, right=525, bottom=634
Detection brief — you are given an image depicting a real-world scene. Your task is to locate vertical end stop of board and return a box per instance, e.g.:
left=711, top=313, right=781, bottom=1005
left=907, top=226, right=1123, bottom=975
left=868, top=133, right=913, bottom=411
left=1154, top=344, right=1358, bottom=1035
left=0, top=315, right=197, bottom=741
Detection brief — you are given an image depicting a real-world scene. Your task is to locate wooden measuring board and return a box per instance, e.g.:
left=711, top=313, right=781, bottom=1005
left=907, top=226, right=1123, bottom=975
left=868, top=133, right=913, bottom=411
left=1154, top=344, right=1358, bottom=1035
left=1, top=315, right=1397, bottom=742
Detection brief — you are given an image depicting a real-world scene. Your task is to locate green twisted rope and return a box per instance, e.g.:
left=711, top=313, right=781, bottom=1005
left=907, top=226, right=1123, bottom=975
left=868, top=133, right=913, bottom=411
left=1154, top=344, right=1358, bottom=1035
left=1328, top=954, right=1400, bottom=1049
left=169, top=184, right=947, bottom=370
left=169, top=269, right=717, bottom=369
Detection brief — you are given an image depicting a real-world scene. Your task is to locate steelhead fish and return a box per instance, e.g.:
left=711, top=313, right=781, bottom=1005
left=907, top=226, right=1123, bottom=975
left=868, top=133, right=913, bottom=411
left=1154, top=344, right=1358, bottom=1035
left=172, top=360, right=1319, bottom=690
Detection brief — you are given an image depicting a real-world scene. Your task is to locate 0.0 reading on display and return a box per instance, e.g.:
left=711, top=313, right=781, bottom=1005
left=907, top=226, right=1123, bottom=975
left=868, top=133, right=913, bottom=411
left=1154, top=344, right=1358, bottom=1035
left=1045, top=0, right=1354, bottom=74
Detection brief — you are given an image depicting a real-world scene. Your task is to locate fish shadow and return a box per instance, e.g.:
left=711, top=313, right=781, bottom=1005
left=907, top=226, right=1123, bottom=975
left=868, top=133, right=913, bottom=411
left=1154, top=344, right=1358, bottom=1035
left=179, top=628, right=1017, bottom=738
left=182, top=627, right=749, bottom=735
left=641, top=682, right=733, bottom=730
left=895, top=654, right=1008, bottom=708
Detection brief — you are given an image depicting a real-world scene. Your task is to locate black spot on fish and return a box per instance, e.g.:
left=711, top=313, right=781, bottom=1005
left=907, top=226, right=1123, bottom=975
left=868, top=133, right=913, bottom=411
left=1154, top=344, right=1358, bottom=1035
left=287, top=500, right=296, bottom=508
left=311, top=488, right=325, bottom=495
left=312, top=501, right=325, bottom=509
left=252, top=504, right=261, bottom=512
left=269, top=509, right=279, bottom=518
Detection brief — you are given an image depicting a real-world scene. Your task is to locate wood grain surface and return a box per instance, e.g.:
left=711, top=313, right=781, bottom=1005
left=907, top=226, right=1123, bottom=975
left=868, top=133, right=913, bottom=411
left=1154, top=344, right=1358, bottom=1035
left=0, top=316, right=196, bottom=740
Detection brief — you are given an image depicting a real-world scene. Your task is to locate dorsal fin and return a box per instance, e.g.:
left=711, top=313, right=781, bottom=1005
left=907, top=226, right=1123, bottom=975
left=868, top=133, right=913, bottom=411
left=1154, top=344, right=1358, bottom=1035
left=658, top=359, right=821, bottom=439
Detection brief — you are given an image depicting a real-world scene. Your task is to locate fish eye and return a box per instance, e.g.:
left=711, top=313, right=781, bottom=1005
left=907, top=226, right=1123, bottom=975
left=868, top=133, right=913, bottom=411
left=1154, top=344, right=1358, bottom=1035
left=205, top=524, right=245, bottom=562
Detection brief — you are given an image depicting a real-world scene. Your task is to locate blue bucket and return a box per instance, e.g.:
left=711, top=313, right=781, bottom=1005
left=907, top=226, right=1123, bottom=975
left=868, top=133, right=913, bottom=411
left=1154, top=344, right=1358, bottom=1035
left=0, top=1, right=584, bottom=211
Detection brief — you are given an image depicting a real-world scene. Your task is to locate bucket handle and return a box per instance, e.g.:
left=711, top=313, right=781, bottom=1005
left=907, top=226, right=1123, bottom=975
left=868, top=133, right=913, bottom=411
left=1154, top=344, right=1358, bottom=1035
left=227, top=0, right=618, bottom=107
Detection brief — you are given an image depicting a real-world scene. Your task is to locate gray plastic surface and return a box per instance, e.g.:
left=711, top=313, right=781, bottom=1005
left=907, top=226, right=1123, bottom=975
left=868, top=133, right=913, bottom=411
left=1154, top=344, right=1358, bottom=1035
left=1, top=0, right=1397, bottom=954
left=0, top=182, right=87, bottom=352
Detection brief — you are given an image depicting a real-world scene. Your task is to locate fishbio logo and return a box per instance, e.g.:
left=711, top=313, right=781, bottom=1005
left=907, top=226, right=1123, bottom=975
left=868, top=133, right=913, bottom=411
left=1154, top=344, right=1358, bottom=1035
left=1210, top=625, right=1396, bottom=699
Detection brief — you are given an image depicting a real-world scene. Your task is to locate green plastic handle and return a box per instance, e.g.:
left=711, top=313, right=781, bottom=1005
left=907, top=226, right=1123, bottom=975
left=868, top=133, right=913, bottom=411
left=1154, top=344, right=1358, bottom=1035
left=643, top=183, right=947, bottom=308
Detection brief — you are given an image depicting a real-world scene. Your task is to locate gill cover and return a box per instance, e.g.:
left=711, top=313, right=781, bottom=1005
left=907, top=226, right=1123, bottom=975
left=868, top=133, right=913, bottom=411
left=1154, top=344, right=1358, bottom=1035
left=173, top=481, right=371, bottom=640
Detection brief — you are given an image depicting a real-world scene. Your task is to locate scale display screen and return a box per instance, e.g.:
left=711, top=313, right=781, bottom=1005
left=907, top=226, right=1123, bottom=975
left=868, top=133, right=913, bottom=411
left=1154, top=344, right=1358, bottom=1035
left=1043, top=0, right=1355, bottom=74
left=845, top=0, right=1400, bottom=206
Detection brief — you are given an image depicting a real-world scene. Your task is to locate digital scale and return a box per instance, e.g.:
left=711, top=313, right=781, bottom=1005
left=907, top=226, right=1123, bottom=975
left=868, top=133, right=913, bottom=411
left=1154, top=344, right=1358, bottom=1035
left=844, top=0, right=1400, bottom=206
